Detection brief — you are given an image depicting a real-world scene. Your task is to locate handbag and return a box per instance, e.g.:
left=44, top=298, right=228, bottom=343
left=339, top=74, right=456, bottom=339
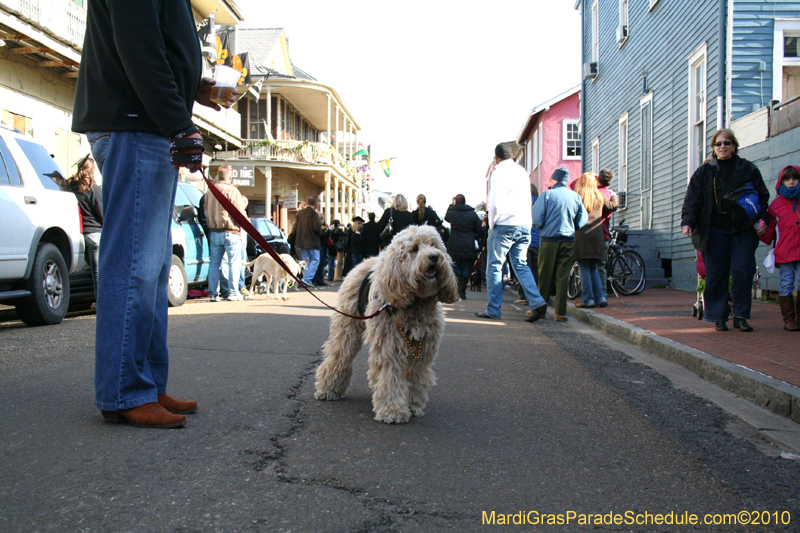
left=379, top=208, right=394, bottom=240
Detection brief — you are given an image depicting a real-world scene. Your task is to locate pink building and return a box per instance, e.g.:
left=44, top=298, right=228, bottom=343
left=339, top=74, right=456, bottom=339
left=516, top=85, right=581, bottom=194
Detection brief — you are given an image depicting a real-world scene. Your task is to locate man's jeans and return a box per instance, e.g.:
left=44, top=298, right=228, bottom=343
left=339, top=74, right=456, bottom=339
left=300, top=248, right=320, bottom=283
left=88, top=131, right=177, bottom=411
left=577, top=259, right=606, bottom=306
left=703, top=228, right=758, bottom=322
left=484, top=225, right=545, bottom=318
left=327, top=252, right=337, bottom=281
left=208, top=232, right=241, bottom=297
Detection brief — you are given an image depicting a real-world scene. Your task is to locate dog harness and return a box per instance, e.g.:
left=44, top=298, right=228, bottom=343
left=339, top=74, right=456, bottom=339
left=357, top=272, right=422, bottom=359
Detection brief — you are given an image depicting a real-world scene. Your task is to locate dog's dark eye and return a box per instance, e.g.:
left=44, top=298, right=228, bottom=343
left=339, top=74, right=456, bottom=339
left=412, top=245, right=419, bottom=253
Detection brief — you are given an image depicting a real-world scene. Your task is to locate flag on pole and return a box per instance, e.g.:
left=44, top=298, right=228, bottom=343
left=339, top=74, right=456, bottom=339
left=379, top=159, right=391, bottom=177
left=353, top=148, right=369, bottom=157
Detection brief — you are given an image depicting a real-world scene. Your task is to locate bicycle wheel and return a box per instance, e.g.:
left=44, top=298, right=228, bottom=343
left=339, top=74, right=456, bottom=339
left=610, top=251, right=646, bottom=296
left=567, top=261, right=581, bottom=300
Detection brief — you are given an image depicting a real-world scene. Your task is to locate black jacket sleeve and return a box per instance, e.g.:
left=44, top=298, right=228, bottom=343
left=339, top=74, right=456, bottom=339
left=681, top=165, right=705, bottom=228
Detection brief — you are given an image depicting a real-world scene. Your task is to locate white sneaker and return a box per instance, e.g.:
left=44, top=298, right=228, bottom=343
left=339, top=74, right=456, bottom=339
left=210, top=295, right=219, bottom=302
left=225, top=294, right=243, bottom=301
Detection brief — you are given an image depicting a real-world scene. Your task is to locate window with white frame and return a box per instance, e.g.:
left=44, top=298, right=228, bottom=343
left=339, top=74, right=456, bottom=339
left=592, top=0, right=600, bottom=64
left=688, top=44, right=707, bottom=176
left=591, top=138, right=600, bottom=175
left=532, top=128, right=539, bottom=169
left=526, top=139, right=533, bottom=172
left=618, top=113, right=628, bottom=198
left=773, top=19, right=800, bottom=103
left=538, top=124, right=543, bottom=165
left=563, top=120, right=581, bottom=159
left=617, top=0, right=629, bottom=44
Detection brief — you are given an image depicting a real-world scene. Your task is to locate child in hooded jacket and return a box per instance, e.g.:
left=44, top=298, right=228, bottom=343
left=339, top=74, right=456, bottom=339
left=757, top=165, right=800, bottom=331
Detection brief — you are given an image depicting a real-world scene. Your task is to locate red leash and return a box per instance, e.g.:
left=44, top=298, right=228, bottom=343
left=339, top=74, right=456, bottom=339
left=200, top=171, right=384, bottom=320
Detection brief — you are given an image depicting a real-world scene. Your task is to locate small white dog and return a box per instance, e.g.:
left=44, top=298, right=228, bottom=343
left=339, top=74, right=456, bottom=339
left=314, top=225, right=459, bottom=424
left=243, top=253, right=308, bottom=300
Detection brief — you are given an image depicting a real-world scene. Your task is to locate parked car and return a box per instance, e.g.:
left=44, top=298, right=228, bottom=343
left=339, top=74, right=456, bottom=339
left=249, top=217, right=291, bottom=259
left=0, top=125, right=84, bottom=326
left=168, top=181, right=211, bottom=306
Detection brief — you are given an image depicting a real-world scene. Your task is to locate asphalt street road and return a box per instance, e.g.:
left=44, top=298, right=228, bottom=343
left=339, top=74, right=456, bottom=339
left=1, top=285, right=799, bottom=532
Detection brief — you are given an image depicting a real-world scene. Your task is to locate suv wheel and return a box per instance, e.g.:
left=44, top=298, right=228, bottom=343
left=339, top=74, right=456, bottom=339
left=16, top=243, right=70, bottom=326
left=167, top=254, right=188, bottom=307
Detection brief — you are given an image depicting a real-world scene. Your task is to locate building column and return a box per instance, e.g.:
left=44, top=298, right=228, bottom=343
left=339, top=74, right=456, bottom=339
left=341, top=117, right=346, bottom=159
left=348, top=185, right=354, bottom=222
left=333, top=178, right=339, bottom=224
left=326, top=94, right=331, bottom=144
left=349, top=123, right=354, bottom=160
left=266, top=88, right=272, bottom=140
left=324, top=172, right=331, bottom=224
left=276, top=95, right=282, bottom=141
left=335, top=106, right=339, bottom=156
left=264, top=166, right=272, bottom=219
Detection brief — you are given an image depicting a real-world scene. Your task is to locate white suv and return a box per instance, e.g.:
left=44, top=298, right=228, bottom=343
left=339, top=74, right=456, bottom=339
left=0, top=125, right=84, bottom=326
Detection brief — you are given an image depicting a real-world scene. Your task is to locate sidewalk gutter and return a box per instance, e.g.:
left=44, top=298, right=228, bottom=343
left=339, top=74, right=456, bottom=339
left=567, top=303, right=800, bottom=425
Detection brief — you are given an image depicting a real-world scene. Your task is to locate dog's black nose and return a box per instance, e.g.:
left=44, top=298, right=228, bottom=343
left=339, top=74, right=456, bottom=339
left=428, top=254, right=438, bottom=263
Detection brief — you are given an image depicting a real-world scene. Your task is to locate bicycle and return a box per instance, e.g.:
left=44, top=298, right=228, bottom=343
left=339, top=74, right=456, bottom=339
left=567, top=225, right=647, bottom=299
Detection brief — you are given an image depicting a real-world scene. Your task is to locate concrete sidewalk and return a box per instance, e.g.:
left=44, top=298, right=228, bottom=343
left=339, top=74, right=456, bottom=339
left=562, top=288, right=800, bottom=424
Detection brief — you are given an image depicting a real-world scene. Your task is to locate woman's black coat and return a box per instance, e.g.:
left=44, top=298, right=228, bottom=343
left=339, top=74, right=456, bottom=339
left=681, top=155, right=769, bottom=253
left=410, top=206, right=441, bottom=228
left=377, top=208, right=414, bottom=247
left=444, top=203, right=482, bottom=261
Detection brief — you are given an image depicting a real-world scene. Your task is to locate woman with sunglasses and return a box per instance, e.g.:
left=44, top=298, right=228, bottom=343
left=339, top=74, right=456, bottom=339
left=681, top=128, right=770, bottom=332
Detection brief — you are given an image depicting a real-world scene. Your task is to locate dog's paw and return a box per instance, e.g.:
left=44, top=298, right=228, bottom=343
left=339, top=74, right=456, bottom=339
left=410, top=406, right=426, bottom=417
left=281, top=296, right=289, bottom=301
left=374, top=408, right=411, bottom=424
left=314, top=390, right=341, bottom=401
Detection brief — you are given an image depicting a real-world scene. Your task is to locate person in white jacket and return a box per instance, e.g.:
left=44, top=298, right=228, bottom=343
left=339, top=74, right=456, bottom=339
left=476, top=143, right=548, bottom=322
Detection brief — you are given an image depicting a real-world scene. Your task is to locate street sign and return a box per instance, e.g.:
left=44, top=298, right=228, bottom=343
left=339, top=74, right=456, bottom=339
left=230, top=164, right=255, bottom=187
left=284, top=189, right=298, bottom=210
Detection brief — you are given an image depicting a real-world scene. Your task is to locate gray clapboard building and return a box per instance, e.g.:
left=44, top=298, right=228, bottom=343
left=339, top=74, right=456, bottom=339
left=575, top=0, right=800, bottom=290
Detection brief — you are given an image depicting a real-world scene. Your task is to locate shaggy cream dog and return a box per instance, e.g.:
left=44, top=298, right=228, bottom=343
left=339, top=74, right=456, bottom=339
left=314, top=225, right=459, bottom=424
left=243, top=253, right=307, bottom=300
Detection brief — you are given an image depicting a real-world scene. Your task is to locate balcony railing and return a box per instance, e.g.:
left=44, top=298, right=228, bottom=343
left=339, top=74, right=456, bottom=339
left=1, top=0, right=86, bottom=49
left=222, top=139, right=360, bottom=183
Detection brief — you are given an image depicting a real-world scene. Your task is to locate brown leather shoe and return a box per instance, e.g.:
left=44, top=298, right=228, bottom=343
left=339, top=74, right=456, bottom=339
left=101, top=402, right=186, bottom=428
left=554, top=314, right=569, bottom=322
left=158, top=393, right=198, bottom=414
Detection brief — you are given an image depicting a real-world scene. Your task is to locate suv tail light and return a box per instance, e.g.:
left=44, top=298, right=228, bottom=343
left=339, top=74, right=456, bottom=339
left=78, top=205, right=84, bottom=234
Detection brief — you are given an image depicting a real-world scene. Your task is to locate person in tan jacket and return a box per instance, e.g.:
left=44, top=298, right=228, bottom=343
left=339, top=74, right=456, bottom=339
left=203, top=165, right=248, bottom=301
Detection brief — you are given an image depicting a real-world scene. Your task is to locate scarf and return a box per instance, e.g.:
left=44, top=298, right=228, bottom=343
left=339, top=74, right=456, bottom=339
left=778, top=184, right=800, bottom=212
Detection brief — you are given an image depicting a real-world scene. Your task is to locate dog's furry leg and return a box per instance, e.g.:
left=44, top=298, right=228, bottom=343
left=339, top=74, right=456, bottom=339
left=369, top=358, right=411, bottom=424
left=405, top=359, right=436, bottom=417
left=314, top=314, right=365, bottom=401
left=366, top=324, right=413, bottom=424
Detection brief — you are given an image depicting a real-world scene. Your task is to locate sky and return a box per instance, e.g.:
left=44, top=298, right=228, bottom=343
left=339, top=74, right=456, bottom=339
left=236, top=0, right=582, bottom=217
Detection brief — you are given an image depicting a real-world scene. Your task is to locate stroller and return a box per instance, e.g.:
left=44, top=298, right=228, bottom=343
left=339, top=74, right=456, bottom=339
left=691, top=251, right=732, bottom=320
left=691, top=252, right=706, bottom=319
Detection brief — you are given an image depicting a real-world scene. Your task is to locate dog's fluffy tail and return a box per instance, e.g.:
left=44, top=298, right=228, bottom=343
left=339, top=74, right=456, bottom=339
left=242, top=260, right=255, bottom=267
